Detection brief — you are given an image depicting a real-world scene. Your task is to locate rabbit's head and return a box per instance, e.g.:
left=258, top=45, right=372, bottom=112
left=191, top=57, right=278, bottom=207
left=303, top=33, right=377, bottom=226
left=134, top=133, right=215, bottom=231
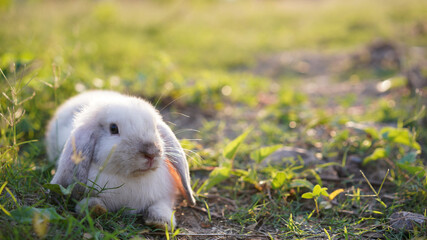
left=75, top=97, right=165, bottom=177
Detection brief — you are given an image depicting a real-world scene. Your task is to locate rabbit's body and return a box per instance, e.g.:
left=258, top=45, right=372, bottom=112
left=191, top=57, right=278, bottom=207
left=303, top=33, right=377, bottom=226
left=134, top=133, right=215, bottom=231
left=84, top=162, right=176, bottom=223
left=46, top=90, right=195, bottom=226
left=87, top=165, right=174, bottom=212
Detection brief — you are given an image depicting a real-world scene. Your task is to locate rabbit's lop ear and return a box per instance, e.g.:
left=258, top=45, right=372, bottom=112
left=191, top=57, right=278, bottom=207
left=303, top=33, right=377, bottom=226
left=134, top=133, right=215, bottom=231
left=50, top=124, right=97, bottom=199
left=158, top=121, right=196, bottom=206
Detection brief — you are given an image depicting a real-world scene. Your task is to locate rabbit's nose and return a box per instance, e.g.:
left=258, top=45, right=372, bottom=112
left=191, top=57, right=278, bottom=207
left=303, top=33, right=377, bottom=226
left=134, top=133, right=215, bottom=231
left=139, top=142, right=160, bottom=160
left=141, top=152, right=156, bottom=161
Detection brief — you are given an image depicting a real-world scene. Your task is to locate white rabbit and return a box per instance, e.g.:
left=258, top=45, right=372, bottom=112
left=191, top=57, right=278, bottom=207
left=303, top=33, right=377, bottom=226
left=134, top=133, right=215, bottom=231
left=46, top=90, right=195, bottom=226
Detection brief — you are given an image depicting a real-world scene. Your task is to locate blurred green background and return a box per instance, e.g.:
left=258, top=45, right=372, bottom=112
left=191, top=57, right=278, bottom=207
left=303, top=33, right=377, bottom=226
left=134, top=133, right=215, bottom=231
left=1, top=0, right=426, bottom=137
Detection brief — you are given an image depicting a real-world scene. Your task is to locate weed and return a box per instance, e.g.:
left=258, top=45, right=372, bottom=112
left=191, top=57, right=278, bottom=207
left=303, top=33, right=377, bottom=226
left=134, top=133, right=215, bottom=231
left=302, top=184, right=329, bottom=216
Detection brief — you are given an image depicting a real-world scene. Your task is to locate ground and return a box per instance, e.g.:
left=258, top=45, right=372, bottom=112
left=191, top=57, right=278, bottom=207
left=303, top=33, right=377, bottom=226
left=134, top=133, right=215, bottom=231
left=0, top=0, right=426, bottom=239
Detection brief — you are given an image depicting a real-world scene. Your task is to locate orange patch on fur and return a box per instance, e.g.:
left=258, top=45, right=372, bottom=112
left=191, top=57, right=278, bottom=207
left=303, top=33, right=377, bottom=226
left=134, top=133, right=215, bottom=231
left=165, top=158, right=187, bottom=200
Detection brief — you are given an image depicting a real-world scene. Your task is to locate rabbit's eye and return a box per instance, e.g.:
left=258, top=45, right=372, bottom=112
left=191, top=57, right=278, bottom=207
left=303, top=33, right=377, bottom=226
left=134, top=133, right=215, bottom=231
left=109, top=123, right=119, bottom=135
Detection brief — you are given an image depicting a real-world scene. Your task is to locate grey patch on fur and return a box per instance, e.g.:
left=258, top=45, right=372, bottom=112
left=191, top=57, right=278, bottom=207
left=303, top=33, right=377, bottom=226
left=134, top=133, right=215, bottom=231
left=51, top=124, right=98, bottom=199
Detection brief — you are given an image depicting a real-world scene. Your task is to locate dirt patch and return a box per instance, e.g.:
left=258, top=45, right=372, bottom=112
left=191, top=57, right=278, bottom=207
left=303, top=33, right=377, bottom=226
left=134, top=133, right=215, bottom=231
left=254, top=40, right=403, bottom=80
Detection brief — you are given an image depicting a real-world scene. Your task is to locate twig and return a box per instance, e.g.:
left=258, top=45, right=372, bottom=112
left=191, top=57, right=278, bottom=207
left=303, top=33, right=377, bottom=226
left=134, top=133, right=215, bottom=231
left=403, top=169, right=427, bottom=190
left=360, top=170, right=379, bottom=195
left=255, top=215, right=274, bottom=232
left=338, top=210, right=357, bottom=215
left=267, top=187, right=278, bottom=208
left=205, top=194, right=238, bottom=210
left=190, top=205, right=223, bottom=219
left=308, top=176, right=393, bottom=187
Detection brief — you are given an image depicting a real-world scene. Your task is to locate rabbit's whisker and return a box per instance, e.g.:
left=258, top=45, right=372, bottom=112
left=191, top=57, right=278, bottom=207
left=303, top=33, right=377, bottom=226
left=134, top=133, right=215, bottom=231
left=164, top=148, right=202, bottom=164
left=182, top=138, right=202, bottom=141
left=159, top=94, right=188, bottom=113
left=173, top=128, right=200, bottom=134
left=169, top=112, right=190, bottom=118
left=153, top=92, right=166, bottom=108
left=165, top=121, right=176, bottom=127
left=163, top=138, right=202, bottom=142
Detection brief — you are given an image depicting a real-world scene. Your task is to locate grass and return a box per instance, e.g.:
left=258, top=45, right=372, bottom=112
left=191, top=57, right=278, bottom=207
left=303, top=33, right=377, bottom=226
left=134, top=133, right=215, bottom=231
left=1, top=0, right=427, bottom=239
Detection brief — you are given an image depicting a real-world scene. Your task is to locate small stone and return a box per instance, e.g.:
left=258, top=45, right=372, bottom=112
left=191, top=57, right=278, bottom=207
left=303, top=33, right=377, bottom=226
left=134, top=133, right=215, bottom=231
left=261, top=146, right=318, bottom=168
left=349, top=155, right=362, bottom=164
left=389, top=211, right=427, bottom=231
left=83, top=233, right=93, bottom=240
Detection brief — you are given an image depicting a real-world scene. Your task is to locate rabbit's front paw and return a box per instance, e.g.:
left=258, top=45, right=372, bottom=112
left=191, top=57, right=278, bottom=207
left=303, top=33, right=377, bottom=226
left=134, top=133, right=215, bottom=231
left=144, top=202, right=175, bottom=228
left=76, top=197, right=107, bottom=216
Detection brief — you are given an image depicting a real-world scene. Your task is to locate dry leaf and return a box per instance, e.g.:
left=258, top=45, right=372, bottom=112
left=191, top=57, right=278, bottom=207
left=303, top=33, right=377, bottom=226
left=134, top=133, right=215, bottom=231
left=329, top=189, right=344, bottom=201
left=83, top=233, right=93, bottom=240
left=32, top=212, right=49, bottom=238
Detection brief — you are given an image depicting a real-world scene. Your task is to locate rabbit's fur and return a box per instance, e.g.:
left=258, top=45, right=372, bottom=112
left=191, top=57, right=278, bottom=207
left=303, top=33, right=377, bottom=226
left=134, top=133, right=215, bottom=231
left=46, top=90, right=195, bottom=226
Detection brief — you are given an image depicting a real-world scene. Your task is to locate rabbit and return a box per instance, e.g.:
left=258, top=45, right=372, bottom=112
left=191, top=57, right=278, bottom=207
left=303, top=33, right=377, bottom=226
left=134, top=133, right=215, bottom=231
left=46, top=90, right=196, bottom=226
